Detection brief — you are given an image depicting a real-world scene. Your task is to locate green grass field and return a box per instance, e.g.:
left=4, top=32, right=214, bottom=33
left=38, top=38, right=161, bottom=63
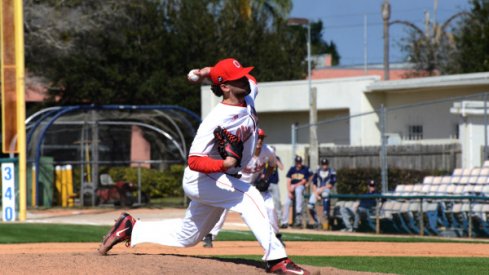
left=1, top=223, right=488, bottom=275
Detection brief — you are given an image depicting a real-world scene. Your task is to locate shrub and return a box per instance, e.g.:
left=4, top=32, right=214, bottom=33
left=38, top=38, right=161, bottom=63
left=335, top=168, right=450, bottom=194
left=108, top=165, right=184, bottom=198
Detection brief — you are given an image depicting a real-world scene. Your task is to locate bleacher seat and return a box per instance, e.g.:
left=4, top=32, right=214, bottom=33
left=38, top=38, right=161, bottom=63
left=403, top=185, right=414, bottom=195
left=482, top=185, right=489, bottom=196
left=429, top=184, right=440, bottom=194
left=437, top=184, right=449, bottom=195
left=480, top=167, right=489, bottom=176
left=413, top=184, right=423, bottom=194
left=468, top=175, right=479, bottom=184
left=450, top=175, right=461, bottom=184
left=454, top=185, right=466, bottom=195
left=482, top=205, right=489, bottom=220
left=472, top=204, right=485, bottom=222
left=462, top=168, right=473, bottom=177
left=464, top=184, right=475, bottom=194
left=423, top=176, right=434, bottom=184
left=459, top=176, right=470, bottom=185
left=379, top=200, right=396, bottom=219
left=483, top=160, right=489, bottom=167
left=473, top=185, right=483, bottom=194
left=421, top=184, right=431, bottom=193
left=452, top=168, right=463, bottom=176
left=394, top=184, right=405, bottom=194
left=476, top=176, right=487, bottom=185
left=440, top=176, right=451, bottom=185
left=434, top=176, right=445, bottom=185
left=471, top=167, right=481, bottom=177
left=445, top=184, right=456, bottom=195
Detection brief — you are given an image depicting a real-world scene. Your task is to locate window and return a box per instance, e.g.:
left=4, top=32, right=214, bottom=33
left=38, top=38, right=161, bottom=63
left=408, top=125, right=423, bottom=140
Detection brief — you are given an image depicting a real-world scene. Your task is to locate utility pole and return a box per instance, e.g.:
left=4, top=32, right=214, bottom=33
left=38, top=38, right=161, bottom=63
left=382, top=0, right=391, bottom=80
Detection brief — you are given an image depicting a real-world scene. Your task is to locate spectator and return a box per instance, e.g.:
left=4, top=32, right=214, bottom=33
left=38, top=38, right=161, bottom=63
left=280, top=155, right=311, bottom=229
left=307, top=158, right=336, bottom=229
left=340, top=180, right=377, bottom=232
left=268, top=146, right=284, bottom=224
left=353, top=180, right=378, bottom=231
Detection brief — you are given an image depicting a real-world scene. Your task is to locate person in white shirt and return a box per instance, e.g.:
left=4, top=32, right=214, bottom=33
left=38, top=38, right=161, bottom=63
left=97, top=58, right=309, bottom=275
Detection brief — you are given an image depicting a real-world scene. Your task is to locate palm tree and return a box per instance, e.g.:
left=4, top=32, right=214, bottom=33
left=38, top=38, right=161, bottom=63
left=396, top=6, right=469, bottom=75
left=234, top=0, right=292, bottom=22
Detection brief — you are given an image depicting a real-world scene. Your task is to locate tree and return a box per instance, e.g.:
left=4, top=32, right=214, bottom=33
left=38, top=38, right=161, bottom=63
left=446, top=0, right=489, bottom=74
left=310, top=20, right=340, bottom=65
left=25, top=0, right=306, bottom=113
left=398, top=8, right=468, bottom=76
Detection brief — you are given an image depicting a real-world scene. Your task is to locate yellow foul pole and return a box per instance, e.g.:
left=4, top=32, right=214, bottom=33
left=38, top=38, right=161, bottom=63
left=1, top=0, right=26, bottom=221
left=14, top=0, right=26, bottom=221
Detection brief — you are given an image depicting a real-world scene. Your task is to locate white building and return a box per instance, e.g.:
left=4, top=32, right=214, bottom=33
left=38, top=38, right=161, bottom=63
left=201, top=72, right=489, bottom=197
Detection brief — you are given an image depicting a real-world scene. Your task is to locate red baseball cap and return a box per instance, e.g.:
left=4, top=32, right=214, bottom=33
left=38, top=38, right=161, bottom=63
left=258, top=128, right=266, bottom=137
left=210, top=58, right=254, bottom=85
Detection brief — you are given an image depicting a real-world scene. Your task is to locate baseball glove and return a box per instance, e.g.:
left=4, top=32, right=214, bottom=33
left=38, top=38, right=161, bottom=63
left=213, top=126, right=243, bottom=167
left=254, top=177, right=270, bottom=192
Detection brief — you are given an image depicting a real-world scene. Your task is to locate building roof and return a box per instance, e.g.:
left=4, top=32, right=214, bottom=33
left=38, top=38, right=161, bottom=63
left=366, top=72, right=489, bottom=93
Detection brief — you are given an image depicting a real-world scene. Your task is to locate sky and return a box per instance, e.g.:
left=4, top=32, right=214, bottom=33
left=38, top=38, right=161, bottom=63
left=290, top=0, right=471, bottom=66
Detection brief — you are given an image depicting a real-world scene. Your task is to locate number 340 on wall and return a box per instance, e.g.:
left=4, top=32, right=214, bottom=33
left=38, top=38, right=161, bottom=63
left=2, top=163, right=16, bottom=222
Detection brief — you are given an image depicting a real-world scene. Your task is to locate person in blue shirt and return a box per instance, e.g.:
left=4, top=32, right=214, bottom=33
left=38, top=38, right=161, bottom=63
left=280, top=155, right=311, bottom=229
left=340, top=179, right=377, bottom=232
left=307, top=158, right=336, bottom=229
left=353, top=180, right=377, bottom=230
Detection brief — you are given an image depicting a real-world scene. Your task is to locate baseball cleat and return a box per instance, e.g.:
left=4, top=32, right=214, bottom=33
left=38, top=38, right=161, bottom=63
left=203, top=233, right=213, bottom=248
left=98, top=212, right=136, bottom=255
left=267, top=258, right=310, bottom=275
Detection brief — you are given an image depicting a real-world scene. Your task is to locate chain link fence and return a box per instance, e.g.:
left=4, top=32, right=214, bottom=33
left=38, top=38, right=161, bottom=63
left=290, top=92, right=489, bottom=237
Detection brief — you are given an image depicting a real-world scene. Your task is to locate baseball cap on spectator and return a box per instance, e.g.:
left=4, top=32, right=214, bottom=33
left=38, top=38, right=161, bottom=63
left=294, top=155, right=303, bottom=163
left=258, top=128, right=266, bottom=137
left=210, top=58, right=254, bottom=85
left=368, top=180, right=375, bottom=187
left=320, top=158, right=329, bottom=165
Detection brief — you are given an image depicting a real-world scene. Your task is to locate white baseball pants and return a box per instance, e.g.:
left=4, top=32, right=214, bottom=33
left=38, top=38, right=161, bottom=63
left=131, top=168, right=287, bottom=261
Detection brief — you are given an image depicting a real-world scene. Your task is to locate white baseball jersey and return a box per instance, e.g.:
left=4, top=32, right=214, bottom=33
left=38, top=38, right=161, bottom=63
left=131, top=77, right=288, bottom=261
left=188, top=79, right=259, bottom=176
left=241, top=144, right=277, bottom=184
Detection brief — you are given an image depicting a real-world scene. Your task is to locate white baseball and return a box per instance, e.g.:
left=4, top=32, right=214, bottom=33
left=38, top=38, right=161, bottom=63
left=187, top=69, right=200, bottom=82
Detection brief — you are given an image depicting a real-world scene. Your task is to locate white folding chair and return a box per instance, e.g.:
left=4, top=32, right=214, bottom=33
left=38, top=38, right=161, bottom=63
left=473, top=185, right=483, bottom=194
left=482, top=185, right=489, bottom=196
left=431, top=176, right=443, bottom=184
left=437, top=184, right=449, bottom=195
left=459, top=176, right=470, bottom=185
left=450, top=175, right=461, bottom=184
left=394, top=185, right=405, bottom=196
left=423, top=176, right=434, bottom=185
left=476, top=176, right=487, bottom=185
left=452, top=168, right=463, bottom=176
left=468, top=175, right=479, bottom=184
left=480, top=168, right=489, bottom=177
left=446, top=184, right=457, bottom=195
left=413, top=184, right=423, bottom=194
left=403, top=184, right=414, bottom=195
left=462, top=168, right=473, bottom=177
left=421, top=184, right=431, bottom=194
left=471, top=167, right=482, bottom=177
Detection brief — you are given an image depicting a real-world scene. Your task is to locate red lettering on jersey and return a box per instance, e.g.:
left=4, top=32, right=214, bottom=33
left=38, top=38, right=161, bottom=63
left=236, top=125, right=253, bottom=142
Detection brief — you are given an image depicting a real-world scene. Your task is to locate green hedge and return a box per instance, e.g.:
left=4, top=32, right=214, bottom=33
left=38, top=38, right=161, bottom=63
left=335, top=168, right=450, bottom=194
left=108, top=165, right=184, bottom=198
